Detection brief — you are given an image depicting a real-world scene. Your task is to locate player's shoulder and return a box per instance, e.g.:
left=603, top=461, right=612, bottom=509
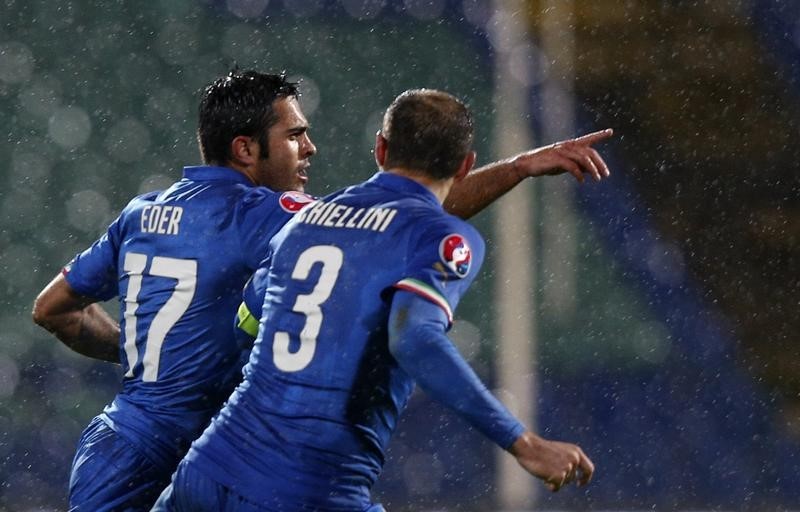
left=401, top=207, right=485, bottom=265
left=240, top=187, right=316, bottom=214
left=117, top=189, right=163, bottom=216
left=437, top=214, right=483, bottom=252
left=400, top=211, right=483, bottom=281
left=237, top=188, right=317, bottom=246
left=413, top=207, right=482, bottom=244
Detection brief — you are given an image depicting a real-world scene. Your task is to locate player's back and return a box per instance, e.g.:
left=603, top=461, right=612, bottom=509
left=66, top=166, right=297, bottom=471
left=113, top=175, right=251, bottom=411
left=188, top=171, right=484, bottom=510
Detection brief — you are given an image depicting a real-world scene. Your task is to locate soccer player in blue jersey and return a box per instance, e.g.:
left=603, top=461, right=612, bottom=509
left=154, top=89, right=595, bottom=512
left=32, top=71, right=318, bottom=511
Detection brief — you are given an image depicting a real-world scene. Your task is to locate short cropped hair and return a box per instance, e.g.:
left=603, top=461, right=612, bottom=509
left=198, top=70, right=299, bottom=165
left=381, top=89, right=474, bottom=180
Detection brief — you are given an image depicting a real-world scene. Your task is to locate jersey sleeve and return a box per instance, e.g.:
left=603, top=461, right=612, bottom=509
left=62, top=215, right=123, bottom=301
left=388, top=289, right=526, bottom=449
left=236, top=264, right=270, bottom=339
left=394, top=218, right=485, bottom=327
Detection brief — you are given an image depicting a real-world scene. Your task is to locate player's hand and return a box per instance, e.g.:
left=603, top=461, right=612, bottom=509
left=512, top=128, right=613, bottom=183
left=508, top=431, right=594, bottom=492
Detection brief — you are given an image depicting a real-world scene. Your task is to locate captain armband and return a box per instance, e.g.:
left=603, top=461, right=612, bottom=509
left=237, top=302, right=260, bottom=338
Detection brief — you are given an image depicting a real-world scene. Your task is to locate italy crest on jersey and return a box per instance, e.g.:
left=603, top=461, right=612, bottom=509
left=439, top=234, right=471, bottom=278
left=279, top=191, right=315, bottom=213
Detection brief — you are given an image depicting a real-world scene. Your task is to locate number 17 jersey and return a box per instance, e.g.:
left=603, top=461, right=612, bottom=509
left=63, top=165, right=309, bottom=472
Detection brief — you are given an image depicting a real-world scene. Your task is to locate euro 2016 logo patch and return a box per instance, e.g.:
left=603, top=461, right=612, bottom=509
left=439, top=234, right=472, bottom=278
left=279, top=191, right=315, bottom=213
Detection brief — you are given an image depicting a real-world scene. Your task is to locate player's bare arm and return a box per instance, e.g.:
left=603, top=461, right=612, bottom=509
left=32, top=274, right=121, bottom=364
left=443, top=128, right=614, bottom=219
left=508, top=430, right=594, bottom=492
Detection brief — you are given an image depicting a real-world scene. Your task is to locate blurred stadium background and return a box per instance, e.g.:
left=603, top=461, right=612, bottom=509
left=1, top=0, right=799, bottom=510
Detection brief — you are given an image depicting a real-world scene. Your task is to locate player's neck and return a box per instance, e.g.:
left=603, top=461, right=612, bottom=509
left=227, top=161, right=259, bottom=186
left=206, top=160, right=259, bottom=186
left=385, top=167, right=453, bottom=204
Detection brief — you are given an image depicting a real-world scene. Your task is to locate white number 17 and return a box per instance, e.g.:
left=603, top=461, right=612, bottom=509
left=122, top=252, right=197, bottom=382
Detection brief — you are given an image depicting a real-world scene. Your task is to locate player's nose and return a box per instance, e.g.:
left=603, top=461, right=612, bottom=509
left=302, top=134, right=317, bottom=157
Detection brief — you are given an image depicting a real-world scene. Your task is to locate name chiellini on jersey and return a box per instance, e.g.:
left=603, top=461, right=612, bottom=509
left=295, top=199, right=397, bottom=232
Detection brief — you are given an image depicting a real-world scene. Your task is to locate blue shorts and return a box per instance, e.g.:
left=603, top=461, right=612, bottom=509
left=69, top=416, right=170, bottom=512
left=153, top=459, right=386, bottom=512
left=153, top=459, right=267, bottom=512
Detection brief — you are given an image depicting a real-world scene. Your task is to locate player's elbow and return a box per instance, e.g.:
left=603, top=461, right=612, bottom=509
left=388, top=321, right=445, bottom=364
left=32, top=273, right=84, bottom=332
left=32, top=282, right=71, bottom=332
left=32, top=292, right=55, bottom=329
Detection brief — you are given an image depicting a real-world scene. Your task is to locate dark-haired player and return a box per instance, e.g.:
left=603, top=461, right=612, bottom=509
left=33, top=71, right=316, bottom=511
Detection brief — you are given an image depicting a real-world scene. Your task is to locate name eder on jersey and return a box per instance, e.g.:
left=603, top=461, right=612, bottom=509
left=295, top=199, right=397, bottom=232
left=140, top=205, right=184, bottom=235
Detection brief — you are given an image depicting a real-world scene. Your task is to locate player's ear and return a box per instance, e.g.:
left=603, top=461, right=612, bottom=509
left=374, top=131, right=388, bottom=169
left=454, top=150, right=476, bottom=182
left=230, top=135, right=257, bottom=166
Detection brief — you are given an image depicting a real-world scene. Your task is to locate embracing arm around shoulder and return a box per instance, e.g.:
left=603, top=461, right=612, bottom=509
left=388, top=289, right=595, bottom=492
left=32, top=273, right=120, bottom=363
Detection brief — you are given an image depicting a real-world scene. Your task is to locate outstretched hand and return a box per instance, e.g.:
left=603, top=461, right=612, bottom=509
left=512, top=128, right=614, bottom=183
left=509, top=431, right=594, bottom=492
left=442, top=128, right=614, bottom=219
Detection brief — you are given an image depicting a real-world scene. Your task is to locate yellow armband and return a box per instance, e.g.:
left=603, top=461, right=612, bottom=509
left=236, top=302, right=260, bottom=338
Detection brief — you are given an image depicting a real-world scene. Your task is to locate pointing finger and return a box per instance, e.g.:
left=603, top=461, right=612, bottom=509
left=571, top=128, right=614, bottom=146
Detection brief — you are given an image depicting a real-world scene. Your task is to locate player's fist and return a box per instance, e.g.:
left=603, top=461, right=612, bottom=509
left=508, top=431, right=594, bottom=492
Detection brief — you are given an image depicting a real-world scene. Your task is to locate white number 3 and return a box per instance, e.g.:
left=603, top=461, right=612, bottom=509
left=273, top=245, right=343, bottom=372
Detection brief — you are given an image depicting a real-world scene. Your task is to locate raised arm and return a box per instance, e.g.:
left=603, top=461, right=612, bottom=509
left=32, top=273, right=121, bottom=363
left=444, top=128, right=614, bottom=219
left=388, top=289, right=594, bottom=491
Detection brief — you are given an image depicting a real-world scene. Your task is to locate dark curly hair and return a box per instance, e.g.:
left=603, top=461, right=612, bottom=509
left=197, top=70, right=299, bottom=165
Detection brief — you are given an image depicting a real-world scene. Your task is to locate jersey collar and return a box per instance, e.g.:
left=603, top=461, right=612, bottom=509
left=366, top=171, right=441, bottom=208
left=182, top=165, right=254, bottom=186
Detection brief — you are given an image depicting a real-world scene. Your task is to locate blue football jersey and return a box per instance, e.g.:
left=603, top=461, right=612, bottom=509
left=63, top=165, right=311, bottom=471
left=186, top=172, right=486, bottom=510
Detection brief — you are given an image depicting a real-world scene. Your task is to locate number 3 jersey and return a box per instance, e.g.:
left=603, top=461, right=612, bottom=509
left=185, top=171, right=487, bottom=510
left=62, top=165, right=310, bottom=472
